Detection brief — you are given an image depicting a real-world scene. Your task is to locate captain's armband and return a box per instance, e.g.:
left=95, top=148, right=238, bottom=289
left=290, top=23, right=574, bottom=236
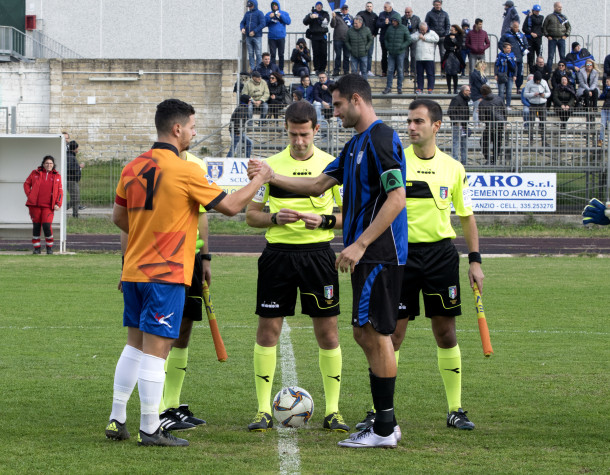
left=380, top=169, right=405, bottom=193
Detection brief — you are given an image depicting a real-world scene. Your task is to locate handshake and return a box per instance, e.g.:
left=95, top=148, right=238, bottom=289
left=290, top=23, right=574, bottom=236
left=247, top=159, right=273, bottom=183
left=582, top=198, right=610, bottom=225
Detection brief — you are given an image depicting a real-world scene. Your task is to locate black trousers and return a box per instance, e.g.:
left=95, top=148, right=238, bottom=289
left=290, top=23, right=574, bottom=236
left=311, top=39, right=327, bottom=73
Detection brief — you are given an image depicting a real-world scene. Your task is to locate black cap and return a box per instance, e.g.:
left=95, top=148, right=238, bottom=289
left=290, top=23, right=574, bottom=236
left=571, top=42, right=580, bottom=50
left=533, top=71, right=542, bottom=81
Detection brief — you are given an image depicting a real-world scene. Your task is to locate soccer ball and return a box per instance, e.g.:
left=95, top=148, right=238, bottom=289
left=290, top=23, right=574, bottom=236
left=272, top=386, right=314, bottom=428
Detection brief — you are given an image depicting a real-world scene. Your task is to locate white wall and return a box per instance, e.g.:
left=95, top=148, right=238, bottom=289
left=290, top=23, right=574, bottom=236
left=24, top=0, right=610, bottom=59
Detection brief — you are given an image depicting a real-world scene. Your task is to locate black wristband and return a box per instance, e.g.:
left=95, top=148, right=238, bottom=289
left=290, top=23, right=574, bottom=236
left=271, top=213, right=278, bottom=225
left=121, top=255, right=124, bottom=270
left=319, top=214, right=336, bottom=230
left=200, top=253, right=212, bottom=261
left=468, top=252, right=482, bottom=264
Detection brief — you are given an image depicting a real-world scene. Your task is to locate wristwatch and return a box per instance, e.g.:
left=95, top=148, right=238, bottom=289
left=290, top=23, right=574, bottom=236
left=200, top=253, right=212, bottom=261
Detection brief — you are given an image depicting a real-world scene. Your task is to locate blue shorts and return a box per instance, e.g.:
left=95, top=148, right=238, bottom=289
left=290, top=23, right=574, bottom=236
left=122, top=282, right=186, bottom=339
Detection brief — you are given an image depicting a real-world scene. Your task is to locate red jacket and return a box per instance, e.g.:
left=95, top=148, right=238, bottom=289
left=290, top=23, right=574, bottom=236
left=465, top=28, right=490, bottom=55
left=24, top=167, right=63, bottom=208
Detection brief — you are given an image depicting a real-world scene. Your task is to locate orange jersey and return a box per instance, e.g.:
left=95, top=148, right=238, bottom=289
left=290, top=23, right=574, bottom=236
left=116, top=143, right=225, bottom=284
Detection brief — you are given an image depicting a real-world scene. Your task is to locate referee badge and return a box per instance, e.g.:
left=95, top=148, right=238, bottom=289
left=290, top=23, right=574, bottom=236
left=448, top=286, right=457, bottom=300
left=440, top=186, right=449, bottom=199
left=324, top=285, right=334, bottom=301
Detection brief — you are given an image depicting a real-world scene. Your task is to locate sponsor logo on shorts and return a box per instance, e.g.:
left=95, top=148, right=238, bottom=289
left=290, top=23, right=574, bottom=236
left=324, top=285, right=334, bottom=300
left=440, top=186, right=448, bottom=199
left=261, top=301, right=280, bottom=308
left=448, top=286, right=457, bottom=300
left=154, top=312, right=174, bottom=328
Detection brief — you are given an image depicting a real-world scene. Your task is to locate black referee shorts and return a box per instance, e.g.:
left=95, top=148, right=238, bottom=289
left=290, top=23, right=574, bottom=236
left=256, top=243, right=340, bottom=318
left=183, top=253, right=204, bottom=321
left=398, top=238, right=461, bottom=320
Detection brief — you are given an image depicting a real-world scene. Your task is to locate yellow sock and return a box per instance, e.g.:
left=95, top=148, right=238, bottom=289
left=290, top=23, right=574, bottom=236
left=372, top=350, right=398, bottom=412
left=160, top=347, right=188, bottom=413
left=319, top=347, right=342, bottom=416
left=254, top=343, right=276, bottom=414
left=437, top=345, right=462, bottom=413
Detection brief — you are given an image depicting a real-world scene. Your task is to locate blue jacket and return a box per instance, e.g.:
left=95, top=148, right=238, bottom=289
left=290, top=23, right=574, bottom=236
left=266, top=1, right=291, bottom=40
left=499, top=30, right=528, bottom=62
left=495, top=51, right=517, bottom=77
left=313, top=80, right=334, bottom=104
left=240, top=0, right=266, bottom=37
left=294, top=84, right=314, bottom=103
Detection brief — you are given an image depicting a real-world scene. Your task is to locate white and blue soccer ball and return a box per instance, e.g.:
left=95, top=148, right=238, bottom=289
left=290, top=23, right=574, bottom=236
left=272, top=386, right=314, bottom=428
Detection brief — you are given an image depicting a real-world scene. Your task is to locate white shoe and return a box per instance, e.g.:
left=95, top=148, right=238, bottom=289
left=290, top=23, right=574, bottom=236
left=351, top=424, right=401, bottom=442
left=338, top=426, right=397, bottom=448
left=367, top=71, right=375, bottom=77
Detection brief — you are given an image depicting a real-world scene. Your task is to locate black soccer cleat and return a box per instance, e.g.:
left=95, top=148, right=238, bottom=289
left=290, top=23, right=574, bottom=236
left=46, top=246, right=53, bottom=255
left=323, top=412, right=349, bottom=432
left=33, top=248, right=41, bottom=255
left=174, top=404, right=206, bottom=426
left=355, top=409, right=376, bottom=430
left=248, top=412, right=273, bottom=431
left=159, top=408, right=197, bottom=431
left=137, top=426, right=189, bottom=446
left=447, top=408, right=475, bottom=430
left=105, top=419, right=130, bottom=441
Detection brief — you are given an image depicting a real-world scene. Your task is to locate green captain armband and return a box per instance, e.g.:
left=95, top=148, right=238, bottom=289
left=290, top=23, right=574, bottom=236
left=380, top=169, right=405, bottom=193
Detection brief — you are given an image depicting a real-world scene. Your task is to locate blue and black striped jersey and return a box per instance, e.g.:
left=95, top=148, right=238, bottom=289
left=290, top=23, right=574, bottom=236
left=324, top=120, right=408, bottom=265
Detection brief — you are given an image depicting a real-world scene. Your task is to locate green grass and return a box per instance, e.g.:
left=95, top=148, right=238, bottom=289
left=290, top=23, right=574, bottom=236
left=0, top=255, right=607, bottom=473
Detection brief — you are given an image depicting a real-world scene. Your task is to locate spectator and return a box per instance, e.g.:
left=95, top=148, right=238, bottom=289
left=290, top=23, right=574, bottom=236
left=330, top=4, right=354, bottom=76
left=357, top=1, right=379, bottom=76
left=552, top=75, right=576, bottom=129
left=604, top=53, right=610, bottom=81
left=240, top=0, right=267, bottom=72
left=267, top=72, right=290, bottom=118
left=402, top=7, right=421, bottom=77
left=522, top=4, right=544, bottom=71
left=412, top=22, right=439, bottom=93
left=495, top=42, right=517, bottom=109
left=521, top=73, right=534, bottom=132
left=292, top=89, right=305, bottom=102
left=598, top=77, right=610, bottom=147
left=345, top=15, right=373, bottom=77
left=424, top=0, right=450, bottom=73
left=531, top=56, right=551, bottom=82
left=565, top=42, right=595, bottom=74
left=460, top=19, right=470, bottom=76
left=576, top=60, right=600, bottom=120
left=523, top=71, right=551, bottom=142
left=294, top=75, right=315, bottom=102
left=303, top=2, right=330, bottom=74
left=376, top=1, right=395, bottom=77
left=291, top=38, right=311, bottom=77
left=23, top=155, right=63, bottom=254
left=550, top=60, right=575, bottom=89
left=501, top=1, right=520, bottom=36
left=499, top=20, right=528, bottom=93
left=227, top=95, right=253, bottom=158
left=465, top=18, right=490, bottom=75
left=312, top=71, right=334, bottom=136
left=255, top=52, right=281, bottom=83
left=470, top=59, right=489, bottom=122
left=442, top=25, right=465, bottom=94
left=265, top=1, right=291, bottom=72
left=66, top=140, right=84, bottom=217
left=382, top=13, right=410, bottom=94
left=479, top=84, right=507, bottom=165
left=543, top=2, right=570, bottom=67
left=242, top=71, right=270, bottom=119
left=447, top=85, right=471, bottom=164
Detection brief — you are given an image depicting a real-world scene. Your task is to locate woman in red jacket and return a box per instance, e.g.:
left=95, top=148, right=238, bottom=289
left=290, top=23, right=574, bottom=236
left=23, top=156, right=63, bottom=254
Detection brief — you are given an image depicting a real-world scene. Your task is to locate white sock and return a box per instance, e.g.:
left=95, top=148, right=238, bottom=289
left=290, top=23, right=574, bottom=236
left=109, top=345, right=143, bottom=423
left=138, top=353, right=166, bottom=434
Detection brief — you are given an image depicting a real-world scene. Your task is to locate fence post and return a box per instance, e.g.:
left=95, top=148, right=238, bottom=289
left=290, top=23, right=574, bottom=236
left=10, top=106, right=16, bottom=134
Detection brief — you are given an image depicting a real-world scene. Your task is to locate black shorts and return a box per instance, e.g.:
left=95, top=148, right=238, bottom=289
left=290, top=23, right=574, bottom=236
left=256, top=243, right=340, bottom=318
left=351, top=262, right=404, bottom=335
left=398, top=238, right=461, bottom=320
left=183, top=253, right=203, bottom=321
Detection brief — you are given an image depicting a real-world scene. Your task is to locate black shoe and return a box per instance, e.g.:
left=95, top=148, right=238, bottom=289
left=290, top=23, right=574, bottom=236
left=447, top=408, right=475, bottom=430
left=137, top=426, right=189, bottom=446
left=105, top=419, right=130, bottom=440
left=33, top=247, right=41, bottom=255
left=159, top=408, right=197, bottom=431
left=78, top=205, right=86, bottom=210
left=382, top=88, right=391, bottom=94
left=323, top=412, right=349, bottom=432
left=248, top=412, right=273, bottom=431
left=46, top=246, right=53, bottom=255
left=355, top=409, right=376, bottom=430
left=174, top=404, right=206, bottom=426
left=397, top=89, right=403, bottom=94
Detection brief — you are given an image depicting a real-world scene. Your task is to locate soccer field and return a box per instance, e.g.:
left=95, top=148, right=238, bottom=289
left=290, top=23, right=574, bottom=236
left=0, top=254, right=607, bottom=473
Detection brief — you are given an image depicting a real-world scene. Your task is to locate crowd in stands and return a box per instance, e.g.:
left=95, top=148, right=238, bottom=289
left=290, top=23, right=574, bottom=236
left=234, top=0, right=610, bottom=157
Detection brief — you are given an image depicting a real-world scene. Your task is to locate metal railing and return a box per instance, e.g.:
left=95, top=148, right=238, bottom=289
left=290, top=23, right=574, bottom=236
left=0, top=26, right=82, bottom=60
left=590, top=35, right=610, bottom=70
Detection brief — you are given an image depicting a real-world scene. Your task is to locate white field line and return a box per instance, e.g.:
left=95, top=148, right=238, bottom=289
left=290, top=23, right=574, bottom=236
left=278, top=321, right=300, bottom=475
